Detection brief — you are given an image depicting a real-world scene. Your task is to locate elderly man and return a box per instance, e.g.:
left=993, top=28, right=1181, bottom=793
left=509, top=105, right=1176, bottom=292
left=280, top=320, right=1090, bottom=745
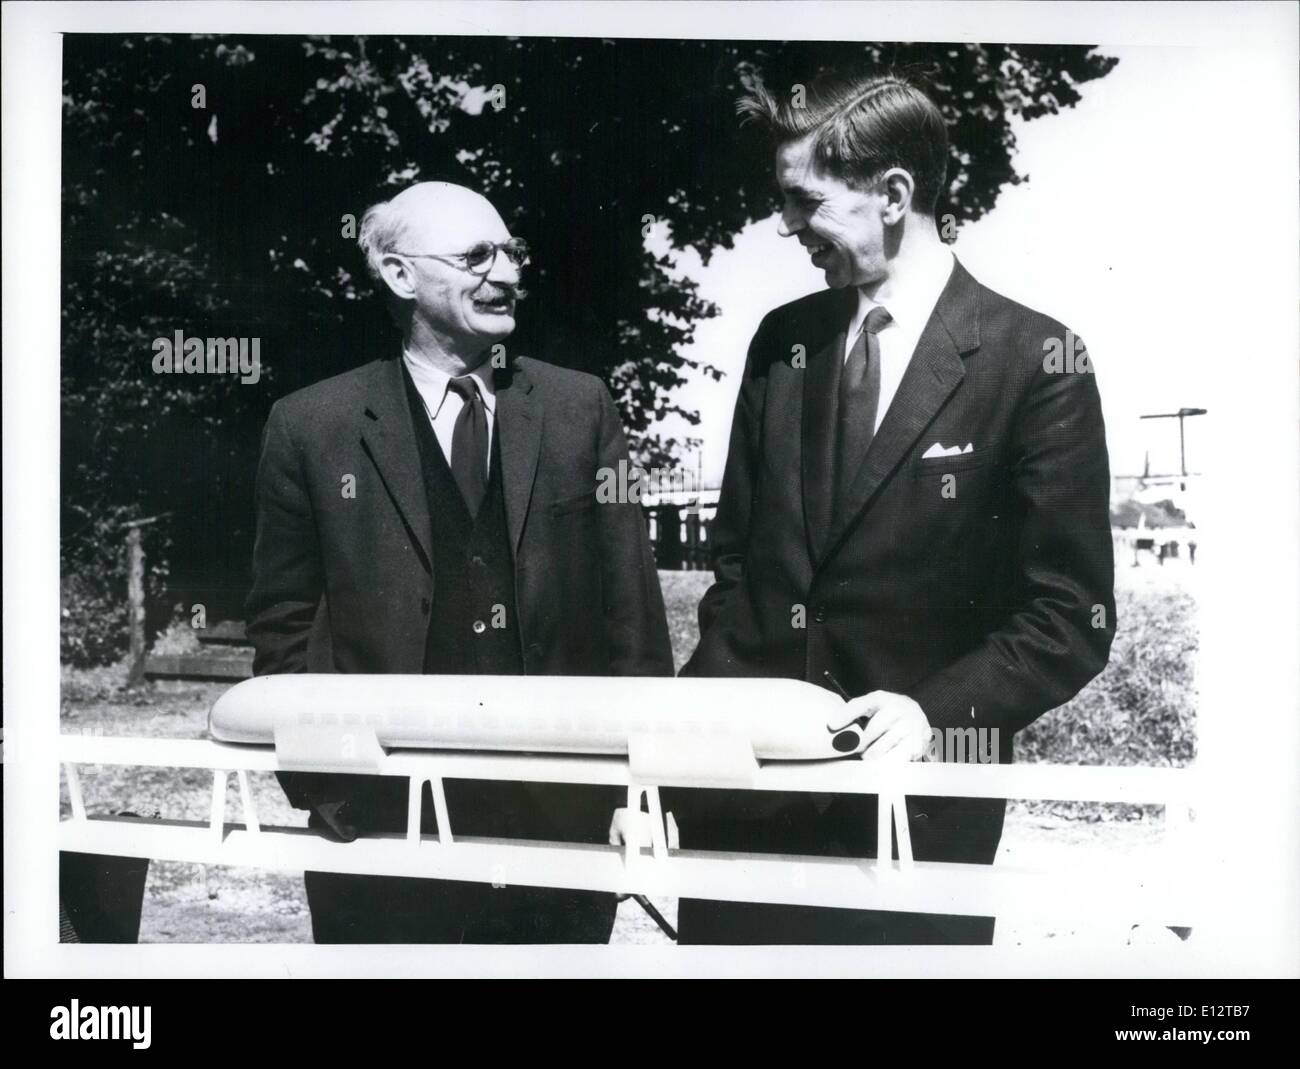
left=674, top=72, right=1115, bottom=944
left=246, top=181, right=673, bottom=943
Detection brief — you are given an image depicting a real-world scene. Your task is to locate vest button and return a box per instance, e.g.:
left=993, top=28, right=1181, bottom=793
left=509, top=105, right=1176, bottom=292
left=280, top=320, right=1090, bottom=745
left=813, top=605, right=827, bottom=623
left=470, top=555, right=485, bottom=567
left=420, top=597, right=431, bottom=616
left=472, top=620, right=487, bottom=634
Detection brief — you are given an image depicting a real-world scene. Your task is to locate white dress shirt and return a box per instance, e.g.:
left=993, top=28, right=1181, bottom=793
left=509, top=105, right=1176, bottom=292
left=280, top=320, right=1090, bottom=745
left=844, top=251, right=956, bottom=433
left=402, top=349, right=497, bottom=474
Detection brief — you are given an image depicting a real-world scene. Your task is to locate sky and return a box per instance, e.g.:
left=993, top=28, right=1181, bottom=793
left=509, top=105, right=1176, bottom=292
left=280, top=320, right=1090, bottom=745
left=651, top=44, right=1235, bottom=487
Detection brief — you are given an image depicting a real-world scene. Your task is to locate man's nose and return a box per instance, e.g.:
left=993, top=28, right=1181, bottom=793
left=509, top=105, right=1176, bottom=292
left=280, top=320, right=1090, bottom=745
left=776, top=207, right=802, bottom=238
left=485, top=249, right=520, bottom=285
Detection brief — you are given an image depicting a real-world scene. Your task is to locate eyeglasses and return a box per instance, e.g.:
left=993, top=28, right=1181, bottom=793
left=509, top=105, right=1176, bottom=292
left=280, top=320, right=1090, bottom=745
left=391, top=238, right=531, bottom=275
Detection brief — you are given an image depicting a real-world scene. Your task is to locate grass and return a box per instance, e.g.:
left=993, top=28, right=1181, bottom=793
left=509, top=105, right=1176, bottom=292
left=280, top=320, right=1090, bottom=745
left=1018, top=584, right=1197, bottom=768
left=657, top=570, right=713, bottom=673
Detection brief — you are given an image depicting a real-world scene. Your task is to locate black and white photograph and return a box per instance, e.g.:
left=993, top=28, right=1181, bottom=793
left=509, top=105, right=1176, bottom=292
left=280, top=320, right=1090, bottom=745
left=5, top=0, right=1299, bottom=1004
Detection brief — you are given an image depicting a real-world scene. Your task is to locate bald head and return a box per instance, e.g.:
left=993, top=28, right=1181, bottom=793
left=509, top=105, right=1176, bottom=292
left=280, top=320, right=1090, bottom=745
left=358, top=182, right=509, bottom=281
left=357, top=181, right=523, bottom=362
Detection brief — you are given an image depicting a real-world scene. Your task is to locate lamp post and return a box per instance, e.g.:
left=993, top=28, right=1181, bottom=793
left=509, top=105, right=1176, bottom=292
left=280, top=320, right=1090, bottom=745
left=1139, top=407, right=1207, bottom=478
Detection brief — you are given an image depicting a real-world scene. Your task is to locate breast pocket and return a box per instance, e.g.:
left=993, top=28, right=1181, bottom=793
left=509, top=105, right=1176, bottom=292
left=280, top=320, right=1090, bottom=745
left=898, top=446, right=1009, bottom=590
left=910, top=449, right=992, bottom=478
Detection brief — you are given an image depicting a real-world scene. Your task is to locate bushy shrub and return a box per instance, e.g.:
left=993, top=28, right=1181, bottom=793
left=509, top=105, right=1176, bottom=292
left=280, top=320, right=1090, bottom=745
left=61, top=572, right=129, bottom=667
left=151, top=617, right=203, bottom=655
left=60, top=510, right=171, bottom=668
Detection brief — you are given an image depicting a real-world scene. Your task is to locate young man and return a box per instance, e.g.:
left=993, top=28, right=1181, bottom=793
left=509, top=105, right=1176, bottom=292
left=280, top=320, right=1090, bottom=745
left=677, top=73, right=1115, bottom=944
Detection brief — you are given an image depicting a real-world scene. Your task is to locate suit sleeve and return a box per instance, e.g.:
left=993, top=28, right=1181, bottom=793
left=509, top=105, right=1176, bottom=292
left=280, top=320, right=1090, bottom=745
left=906, top=346, right=1116, bottom=734
left=594, top=384, right=675, bottom=677
left=692, top=315, right=770, bottom=644
left=244, top=400, right=324, bottom=677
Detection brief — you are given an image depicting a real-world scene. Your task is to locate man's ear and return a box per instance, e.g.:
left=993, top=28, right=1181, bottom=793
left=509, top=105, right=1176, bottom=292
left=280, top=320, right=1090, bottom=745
left=376, top=252, right=418, bottom=303
left=879, top=167, right=915, bottom=226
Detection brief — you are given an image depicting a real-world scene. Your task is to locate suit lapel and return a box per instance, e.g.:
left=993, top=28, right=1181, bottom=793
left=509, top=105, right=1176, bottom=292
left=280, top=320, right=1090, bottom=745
left=802, top=288, right=855, bottom=565
left=493, top=362, right=541, bottom=555
left=360, top=358, right=433, bottom=572
left=819, top=259, right=982, bottom=562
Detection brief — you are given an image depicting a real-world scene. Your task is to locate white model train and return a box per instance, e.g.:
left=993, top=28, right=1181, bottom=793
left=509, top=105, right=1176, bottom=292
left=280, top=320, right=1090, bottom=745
left=208, top=672, right=867, bottom=785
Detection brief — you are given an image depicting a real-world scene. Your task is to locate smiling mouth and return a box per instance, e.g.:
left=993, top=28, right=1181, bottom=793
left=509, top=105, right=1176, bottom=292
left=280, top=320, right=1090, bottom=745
left=805, top=242, right=832, bottom=264
left=472, top=293, right=515, bottom=314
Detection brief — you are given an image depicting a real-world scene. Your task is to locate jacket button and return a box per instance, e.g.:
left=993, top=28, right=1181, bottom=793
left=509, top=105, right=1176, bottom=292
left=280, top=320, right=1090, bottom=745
left=470, top=554, right=485, bottom=567
left=813, top=605, right=827, bottom=623
left=420, top=597, right=431, bottom=616
left=472, top=620, right=487, bottom=634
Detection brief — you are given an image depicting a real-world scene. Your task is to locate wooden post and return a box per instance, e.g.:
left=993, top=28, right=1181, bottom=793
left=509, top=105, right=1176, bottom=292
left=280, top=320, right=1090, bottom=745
left=659, top=505, right=683, bottom=570
left=121, top=513, right=168, bottom=686
left=126, top=526, right=146, bottom=685
left=685, top=511, right=701, bottom=570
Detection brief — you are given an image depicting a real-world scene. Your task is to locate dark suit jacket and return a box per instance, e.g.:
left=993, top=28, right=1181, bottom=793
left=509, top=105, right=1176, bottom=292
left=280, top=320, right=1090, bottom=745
left=681, top=259, right=1115, bottom=864
left=245, top=354, right=673, bottom=835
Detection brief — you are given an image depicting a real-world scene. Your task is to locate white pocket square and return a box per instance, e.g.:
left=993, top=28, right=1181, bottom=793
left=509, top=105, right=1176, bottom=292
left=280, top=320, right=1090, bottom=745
left=921, top=441, right=974, bottom=459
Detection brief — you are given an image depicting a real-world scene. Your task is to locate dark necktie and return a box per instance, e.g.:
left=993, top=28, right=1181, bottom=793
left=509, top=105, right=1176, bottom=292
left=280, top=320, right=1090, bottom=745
left=447, top=376, right=489, bottom=518
left=835, top=304, right=892, bottom=507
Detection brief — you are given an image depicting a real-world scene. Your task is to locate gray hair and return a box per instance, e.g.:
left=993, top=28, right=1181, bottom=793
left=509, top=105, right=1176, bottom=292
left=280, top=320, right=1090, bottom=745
left=357, top=196, right=412, bottom=281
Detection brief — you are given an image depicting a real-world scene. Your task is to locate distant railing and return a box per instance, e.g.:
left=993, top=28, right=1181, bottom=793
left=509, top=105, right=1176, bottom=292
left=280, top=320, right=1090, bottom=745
left=642, top=503, right=715, bottom=571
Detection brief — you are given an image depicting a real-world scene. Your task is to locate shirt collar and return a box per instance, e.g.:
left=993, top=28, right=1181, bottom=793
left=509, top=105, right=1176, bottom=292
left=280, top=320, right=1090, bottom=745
left=402, top=348, right=497, bottom=419
left=850, top=250, right=956, bottom=339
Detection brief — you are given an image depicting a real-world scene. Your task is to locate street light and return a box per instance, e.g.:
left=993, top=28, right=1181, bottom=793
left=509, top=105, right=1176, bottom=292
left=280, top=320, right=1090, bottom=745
left=1139, top=408, right=1207, bottom=477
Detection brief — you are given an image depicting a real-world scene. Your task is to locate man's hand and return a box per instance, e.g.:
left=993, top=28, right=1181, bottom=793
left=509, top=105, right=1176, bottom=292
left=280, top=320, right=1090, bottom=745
left=828, top=690, right=931, bottom=761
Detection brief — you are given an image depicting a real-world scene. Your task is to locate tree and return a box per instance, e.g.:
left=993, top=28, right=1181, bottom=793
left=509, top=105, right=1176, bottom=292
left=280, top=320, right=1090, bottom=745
left=61, top=34, right=1117, bottom=661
